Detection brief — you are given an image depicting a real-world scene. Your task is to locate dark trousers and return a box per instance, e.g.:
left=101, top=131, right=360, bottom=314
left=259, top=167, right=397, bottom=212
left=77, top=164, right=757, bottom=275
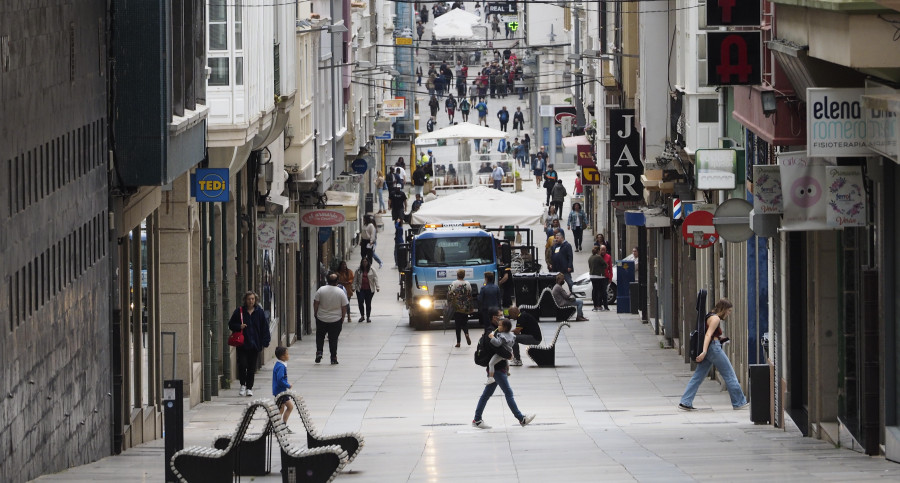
left=499, top=121, right=508, bottom=131
left=356, top=289, right=374, bottom=319
left=552, top=200, right=564, bottom=219
left=315, top=319, right=343, bottom=357
left=591, top=278, right=609, bottom=309
left=235, top=348, right=259, bottom=389
left=512, top=334, right=541, bottom=360
left=454, top=312, right=470, bottom=344
left=360, top=239, right=373, bottom=262
left=572, top=226, right=584, bottom=250
left=545, top=186, right=553, bottom=205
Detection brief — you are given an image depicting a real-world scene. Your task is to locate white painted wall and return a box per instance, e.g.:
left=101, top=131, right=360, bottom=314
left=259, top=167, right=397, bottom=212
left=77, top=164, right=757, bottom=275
left=638, top=1, right=670, bottom=165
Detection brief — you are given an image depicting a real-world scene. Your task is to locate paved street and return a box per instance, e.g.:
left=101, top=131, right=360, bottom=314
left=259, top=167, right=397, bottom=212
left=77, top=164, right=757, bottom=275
left=38, top=173, right=900, bottom=482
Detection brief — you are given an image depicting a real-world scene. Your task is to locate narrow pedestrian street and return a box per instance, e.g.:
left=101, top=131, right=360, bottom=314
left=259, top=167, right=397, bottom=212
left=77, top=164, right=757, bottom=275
left=38, top=173, right=900, bottom=482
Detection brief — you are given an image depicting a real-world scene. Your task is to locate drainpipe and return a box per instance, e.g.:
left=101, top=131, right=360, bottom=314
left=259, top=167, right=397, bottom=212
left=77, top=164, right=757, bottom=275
left=221, top=200, right=231, bottom=386
left=209, top=203, right=218, bottom=395
left=236, top=174, right=244, bottom=300
left=200, top=202, right=211, bottom=401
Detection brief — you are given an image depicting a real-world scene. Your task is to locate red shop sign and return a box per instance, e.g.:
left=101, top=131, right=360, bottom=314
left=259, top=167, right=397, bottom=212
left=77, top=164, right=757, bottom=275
left=300, top=209, right=346, bottom=227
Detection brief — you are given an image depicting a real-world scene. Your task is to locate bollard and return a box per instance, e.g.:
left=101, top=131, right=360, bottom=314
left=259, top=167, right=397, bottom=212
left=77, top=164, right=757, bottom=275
left=164, top=380, right=184, bottom=482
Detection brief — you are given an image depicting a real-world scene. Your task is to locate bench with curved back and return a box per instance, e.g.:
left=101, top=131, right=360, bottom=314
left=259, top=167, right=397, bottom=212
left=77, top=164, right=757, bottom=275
left=261, top=401, right=350, bottom=483
left=212, top=422, right=273, bottom=476
left=275, top=390, right=365, bottom=465
left=518, top=287, right=576, bottom=321
left=526, top=321, right=571, bottom=367
left=170, top=400, right=268, bottom=482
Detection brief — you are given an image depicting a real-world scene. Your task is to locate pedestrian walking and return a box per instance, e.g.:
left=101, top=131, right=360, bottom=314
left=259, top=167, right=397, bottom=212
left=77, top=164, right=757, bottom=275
left=594, top=233, right=612, bottom=254
left=678, top=298, right=750, bottom=411
left=353, top=258, right=379, bottom=323
left=475, top=99, right=488, bottom=126
left=574, top=171, right=583, bottom=196
left=375, top=170, right=386, bottom=213
left=314, top=273, right=349, bottom=364
left=543, top=163, right=558, bottom=206
left=472, top=307, right=536, bottom=430
left=567, top=202, right=587, bottom=251
left=477, top=271, right=502, bottom=331
left=588, top=246, right=610, bottom=311
left=360, top=214, right=376, bottom=261
left=513, top=106, right=525, bottom=133
left=228, top=291, right=271, bottom=396
left=550, top=178, right=567, bottom=218
left=533, top=146, right=546, bottom=187
left=491, top=164, right=504, bottom=190
left=389, top=182, right=408, bottom=222
left=548, top=231, right=575, bottom=291
left=448, top=269, right=474, bottom=347
left=459, top=97, right=470, bottom=122
left=429, top=95, right=440, bottom=118
left=445, top=93, right=457, bottom=123
left=485, top=318, right=515, bottom=384
left=272, top=346, right=293, bottom=425
left=336, top=261, right=354, bottom=323
left=416, top=21, right=425, bottom=41
left=497, top=106, right=509, bottom=131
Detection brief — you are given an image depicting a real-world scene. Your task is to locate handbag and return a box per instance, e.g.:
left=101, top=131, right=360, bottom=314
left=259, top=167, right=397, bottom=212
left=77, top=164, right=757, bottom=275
left=227, top=307, right=245, bottom=348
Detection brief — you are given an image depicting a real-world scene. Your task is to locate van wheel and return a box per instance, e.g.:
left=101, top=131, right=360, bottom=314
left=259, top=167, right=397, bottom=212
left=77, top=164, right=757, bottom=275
left=410, top=312, right=430, bottom=330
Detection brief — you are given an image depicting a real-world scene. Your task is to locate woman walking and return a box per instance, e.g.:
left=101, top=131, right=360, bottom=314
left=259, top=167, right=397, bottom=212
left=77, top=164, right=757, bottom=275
left=336, top=261, right=354, bottom=323
left=375, top=171, right=386, bottom=213
left=678, top=298, right=750, bottom=411
left=228, top=291, right=271, bottom=396
left=588, top=246, right=611, bottom=311
left=447, top=269, right=474, bottom=347
left=352, top=258, right=379, bottom=323
left=567, top=202, right=588, bottom=252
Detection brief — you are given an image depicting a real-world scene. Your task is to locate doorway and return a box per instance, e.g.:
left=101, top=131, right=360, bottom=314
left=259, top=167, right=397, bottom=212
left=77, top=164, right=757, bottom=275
left=787, top=232, right=809, bottom=436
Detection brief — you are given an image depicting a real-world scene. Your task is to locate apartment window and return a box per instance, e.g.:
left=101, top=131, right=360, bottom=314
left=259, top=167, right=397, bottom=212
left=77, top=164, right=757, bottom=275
left=209, top=0, right=227, bottom=50
left=234, top=0, right=242, bottom=50
left=698, top=98, right=719, bottom=123
left=209, top=58, right=229, bottom=86
left=235, top=57, right=243, bottom=86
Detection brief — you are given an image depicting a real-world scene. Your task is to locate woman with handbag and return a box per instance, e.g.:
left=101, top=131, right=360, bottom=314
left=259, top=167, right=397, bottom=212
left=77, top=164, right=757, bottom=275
left=448, top=269, right=474, bottom=347
left=678, top=298, right=749, bottom=411
left=228, top=291, right=271, bottom=397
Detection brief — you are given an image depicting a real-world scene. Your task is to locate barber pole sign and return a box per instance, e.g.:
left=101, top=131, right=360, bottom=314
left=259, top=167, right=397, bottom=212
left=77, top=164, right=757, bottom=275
left=673, top=198, right=682, bottom=220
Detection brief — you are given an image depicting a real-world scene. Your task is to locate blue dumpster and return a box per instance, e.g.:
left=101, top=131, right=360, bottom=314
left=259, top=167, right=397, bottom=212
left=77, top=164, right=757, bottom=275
left=616, top=260, right=635, bottom=313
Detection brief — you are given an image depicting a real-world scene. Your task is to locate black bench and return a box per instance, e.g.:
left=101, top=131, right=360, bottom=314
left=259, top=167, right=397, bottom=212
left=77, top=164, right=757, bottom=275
left=262, top=401, right=350, bottom=483
left=275, top=390, right=365, bottom=465
left=526, top=321, right=571, bottom=367
left=518, top=287, right=577, bottom=322
left=213, top=422, right=273, bottom=476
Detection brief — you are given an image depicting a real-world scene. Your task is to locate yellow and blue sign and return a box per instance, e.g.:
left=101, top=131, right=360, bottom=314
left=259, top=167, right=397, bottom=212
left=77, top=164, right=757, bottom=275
left=192, top=168, right=230, bottom=202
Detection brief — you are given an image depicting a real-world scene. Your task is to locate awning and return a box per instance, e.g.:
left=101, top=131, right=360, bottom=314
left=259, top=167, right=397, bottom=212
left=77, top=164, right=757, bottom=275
left=414, top=122, right=508, bottom=142
left=324, top=190, right=359, bottom=222
left=561, top=135, right=590, bottom=152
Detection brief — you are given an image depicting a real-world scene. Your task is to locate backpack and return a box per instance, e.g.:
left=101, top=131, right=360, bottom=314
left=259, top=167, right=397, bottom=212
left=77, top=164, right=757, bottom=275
left=474, top=331, right=513, bottom=367
left=688, top=290, right=708, bottom=362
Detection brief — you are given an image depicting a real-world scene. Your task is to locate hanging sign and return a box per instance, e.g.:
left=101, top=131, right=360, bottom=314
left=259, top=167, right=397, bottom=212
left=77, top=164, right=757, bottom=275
left=256, top=217, right=278, bottom=250
left=807, top=88, right=868, bottom=157
left=279, top=214, right=300, bottom=244
left=383, top=98, right=406, bottom=118
left=825, top=166, right=866, bottom=227
left=752, top=165, right=783, bottom=214
left=707, top=0, right=761, bottom=26
left=780, top=165, right=828, bottom=231
left=706, top=31, right=762, bottom=86
left=300, top=209, right=346, bottom=227
left=576, top=144, right=595, bottom=167
left=192, top=168, right=230, bottom=202
left=609, top=109, right=644, bottom=201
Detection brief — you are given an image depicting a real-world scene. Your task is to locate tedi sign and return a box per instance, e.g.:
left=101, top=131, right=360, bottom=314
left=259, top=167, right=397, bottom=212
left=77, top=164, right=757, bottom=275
left=807, top=88, right=868, bottom=157
left=609, top=109, right=644, bottom=201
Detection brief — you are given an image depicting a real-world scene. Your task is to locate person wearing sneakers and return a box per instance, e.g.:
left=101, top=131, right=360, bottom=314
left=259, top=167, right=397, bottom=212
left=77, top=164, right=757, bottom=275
left=485, top=318, right=516, bottom=385
left=678, top=298, right=749, bottom=411
left=472, top=314, right=536, bottom=429
left=314, top=273, right=349, bottom=364
left=272, top=346, right=294, bottom=430
left=228, top=291, right=271, bottom=396
left=447, top=269, right=474, bottom=347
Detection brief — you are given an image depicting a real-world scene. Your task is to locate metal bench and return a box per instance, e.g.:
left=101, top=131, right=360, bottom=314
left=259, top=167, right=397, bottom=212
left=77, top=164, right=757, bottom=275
left=170, top=400, right=269, bottom=482
left=213, top=422, right=273, bottom=476
left=526, top=321, right=571, bottom=367
left=275, top=390, right=365, bottom=465
left=518, top=287, right=577, bottom=322
left=261, top=401, right=349, bottom=483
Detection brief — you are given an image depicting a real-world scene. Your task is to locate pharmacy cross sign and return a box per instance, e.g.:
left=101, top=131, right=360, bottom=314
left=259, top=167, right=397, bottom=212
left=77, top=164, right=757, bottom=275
left=508, top=22, right=519, bottom=32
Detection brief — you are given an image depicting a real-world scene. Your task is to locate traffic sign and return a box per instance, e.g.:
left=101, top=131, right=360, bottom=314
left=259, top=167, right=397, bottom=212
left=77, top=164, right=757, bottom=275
left=395, top=37, right=413, bottom=45
left=681, top=210, right=718, bottom=249
left=713, top=198, right=754, bottom=242
left=351, top=158, right=368, bottom=174
left=581, top=166, right=601, bottom=185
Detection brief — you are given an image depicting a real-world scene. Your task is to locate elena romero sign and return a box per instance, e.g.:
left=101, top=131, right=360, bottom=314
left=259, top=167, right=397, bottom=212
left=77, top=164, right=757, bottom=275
left=300, top=209, right=346, bottom=227
left=807, top=88, right=868, bottom=157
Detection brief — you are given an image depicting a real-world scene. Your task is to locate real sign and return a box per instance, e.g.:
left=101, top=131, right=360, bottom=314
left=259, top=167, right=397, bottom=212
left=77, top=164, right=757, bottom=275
left=609, top=109, right=643, bottom=201
left=807, top=88, right=868, bottom=157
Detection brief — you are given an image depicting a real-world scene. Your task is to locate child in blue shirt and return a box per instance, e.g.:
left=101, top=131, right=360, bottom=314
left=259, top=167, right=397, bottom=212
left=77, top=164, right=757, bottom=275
left=272, top=346, right=293, bottom=428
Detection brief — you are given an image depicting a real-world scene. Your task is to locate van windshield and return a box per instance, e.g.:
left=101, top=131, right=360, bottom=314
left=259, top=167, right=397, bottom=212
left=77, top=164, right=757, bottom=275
left=415, top=236, right=494, bottom=267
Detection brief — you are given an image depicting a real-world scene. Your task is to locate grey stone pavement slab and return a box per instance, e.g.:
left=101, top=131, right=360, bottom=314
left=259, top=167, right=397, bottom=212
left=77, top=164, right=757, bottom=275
left=38, top=172, right=900, bottom=482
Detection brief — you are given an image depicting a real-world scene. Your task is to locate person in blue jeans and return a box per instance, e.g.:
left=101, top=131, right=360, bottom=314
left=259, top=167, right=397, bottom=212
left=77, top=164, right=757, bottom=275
left=678, top=298, right=750, bottom=411
left=472, top=309, right=536, bottom=429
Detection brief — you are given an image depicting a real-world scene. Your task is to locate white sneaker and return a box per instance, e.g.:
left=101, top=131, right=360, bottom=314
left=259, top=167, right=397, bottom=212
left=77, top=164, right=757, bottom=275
left=246, top=389, right=253, bottom=397
left=519, top=414, right=536, bottom=426
left=734, top=402, right=750, bottom=410
left=485, top=376, right=495, bottom=385
left=472, top=420, right=492, bottom=429
left=238, top=385, right=246, bottom=396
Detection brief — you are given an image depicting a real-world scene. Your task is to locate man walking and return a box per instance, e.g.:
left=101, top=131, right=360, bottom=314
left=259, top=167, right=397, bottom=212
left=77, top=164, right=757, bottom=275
left=497, top=106, right=510, bottom=132
left=548, top=231, right=575, bottom=291
left=491, top=164, right=504, bottom=190
left=513, top=107, right=525, bottom=133
left=314, top=273, right=349, bottom=364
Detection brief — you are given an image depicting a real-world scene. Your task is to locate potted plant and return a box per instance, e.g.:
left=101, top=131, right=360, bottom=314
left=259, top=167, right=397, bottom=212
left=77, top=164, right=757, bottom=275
left=514, top=171, right=522, bottom=192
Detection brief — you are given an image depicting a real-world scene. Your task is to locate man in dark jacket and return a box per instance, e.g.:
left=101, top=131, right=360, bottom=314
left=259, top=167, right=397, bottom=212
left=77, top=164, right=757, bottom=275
left=508, top=306, right=542, bottom=366
left=548, top=231, right=574, bottom=291
left=477, top=271, right=503, bottom=332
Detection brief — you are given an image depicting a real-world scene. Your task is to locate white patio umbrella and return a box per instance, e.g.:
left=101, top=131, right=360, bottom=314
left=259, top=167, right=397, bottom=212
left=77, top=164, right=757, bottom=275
left=433, top=9, right=481, bottom=27
left=415, top=122, right=508, bottom=142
